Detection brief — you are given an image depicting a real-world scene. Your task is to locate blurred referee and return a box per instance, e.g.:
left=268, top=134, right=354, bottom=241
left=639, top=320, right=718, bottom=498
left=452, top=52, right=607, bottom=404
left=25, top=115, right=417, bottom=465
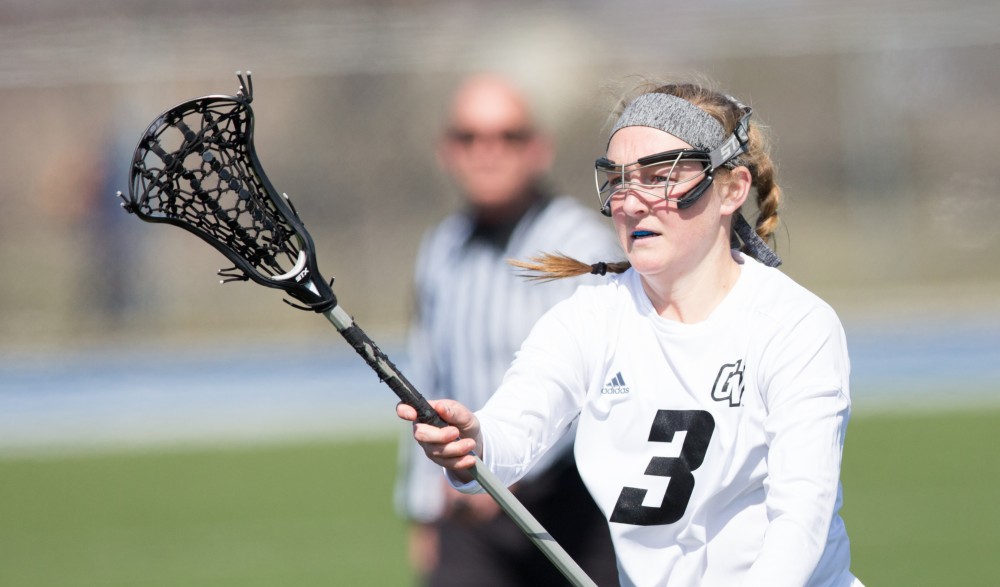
left=394, top=73, right=622, bottom=587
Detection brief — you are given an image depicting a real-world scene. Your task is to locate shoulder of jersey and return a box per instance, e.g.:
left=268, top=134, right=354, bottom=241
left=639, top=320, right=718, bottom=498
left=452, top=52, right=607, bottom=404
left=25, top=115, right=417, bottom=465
left=741, top=258, right=839, bottom=324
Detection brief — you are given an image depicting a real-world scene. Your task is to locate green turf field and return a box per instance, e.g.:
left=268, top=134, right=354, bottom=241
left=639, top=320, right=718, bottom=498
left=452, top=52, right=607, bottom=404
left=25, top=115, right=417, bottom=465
left=0, top=440, right=412, bottom=587
left=1, top=406, right=997, bottom=586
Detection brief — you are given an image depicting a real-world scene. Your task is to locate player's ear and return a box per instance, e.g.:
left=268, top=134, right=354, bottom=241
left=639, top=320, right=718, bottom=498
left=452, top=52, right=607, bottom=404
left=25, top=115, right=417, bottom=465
left=718, top=166, right=751, bottom=215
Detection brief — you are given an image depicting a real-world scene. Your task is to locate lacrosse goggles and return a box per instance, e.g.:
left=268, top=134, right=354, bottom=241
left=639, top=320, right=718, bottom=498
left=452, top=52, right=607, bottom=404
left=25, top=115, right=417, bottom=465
left=595, top=107, right=752, bottom=214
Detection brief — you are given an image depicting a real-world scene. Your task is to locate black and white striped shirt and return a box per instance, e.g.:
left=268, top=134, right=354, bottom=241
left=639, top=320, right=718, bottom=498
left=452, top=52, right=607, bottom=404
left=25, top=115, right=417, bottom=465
left=397, top=195, right=621, bottom=521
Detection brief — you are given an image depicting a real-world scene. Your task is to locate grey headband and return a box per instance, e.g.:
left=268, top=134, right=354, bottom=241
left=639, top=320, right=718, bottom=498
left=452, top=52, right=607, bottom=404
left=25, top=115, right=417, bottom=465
left=609, top=93, right=726, bottom=151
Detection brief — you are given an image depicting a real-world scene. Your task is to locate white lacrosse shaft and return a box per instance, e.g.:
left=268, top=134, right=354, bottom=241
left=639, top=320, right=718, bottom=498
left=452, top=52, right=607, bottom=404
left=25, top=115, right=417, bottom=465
left=322, top=304, right=598, bottom=587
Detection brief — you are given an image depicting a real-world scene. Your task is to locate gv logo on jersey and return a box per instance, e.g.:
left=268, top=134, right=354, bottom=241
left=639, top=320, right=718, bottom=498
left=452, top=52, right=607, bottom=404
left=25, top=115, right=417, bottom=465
left=711, top=359, right=745, bottom=407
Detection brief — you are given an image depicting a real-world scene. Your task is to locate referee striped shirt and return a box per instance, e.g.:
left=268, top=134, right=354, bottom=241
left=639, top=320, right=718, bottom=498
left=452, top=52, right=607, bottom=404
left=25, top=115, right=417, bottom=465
left=396, top=195, right=621, bottom=521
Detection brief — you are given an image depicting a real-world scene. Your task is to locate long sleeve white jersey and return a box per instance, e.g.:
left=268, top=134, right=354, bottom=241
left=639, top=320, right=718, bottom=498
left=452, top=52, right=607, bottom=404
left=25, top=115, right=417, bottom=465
left=460, top=253, right=861, bottom=587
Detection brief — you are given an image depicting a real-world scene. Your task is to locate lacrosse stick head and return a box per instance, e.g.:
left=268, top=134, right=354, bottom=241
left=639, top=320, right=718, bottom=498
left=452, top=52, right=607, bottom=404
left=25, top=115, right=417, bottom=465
left=118, top=72, right=336, bottom=312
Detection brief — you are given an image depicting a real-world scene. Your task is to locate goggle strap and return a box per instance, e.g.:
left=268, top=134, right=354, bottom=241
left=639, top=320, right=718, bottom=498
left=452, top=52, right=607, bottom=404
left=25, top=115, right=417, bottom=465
left=709, top=108, right=753, bottom=169
left=733, top=212, right=782, bottom=267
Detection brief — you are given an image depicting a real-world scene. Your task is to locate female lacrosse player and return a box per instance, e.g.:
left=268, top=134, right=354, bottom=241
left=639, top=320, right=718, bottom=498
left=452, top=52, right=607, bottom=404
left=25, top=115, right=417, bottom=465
left=397, top=81, right=863, bottom=587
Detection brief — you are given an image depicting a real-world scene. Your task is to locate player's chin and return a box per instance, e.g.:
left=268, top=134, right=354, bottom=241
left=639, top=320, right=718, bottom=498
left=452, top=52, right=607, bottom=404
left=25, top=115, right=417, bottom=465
left=626, top=242, right=666, bottom=265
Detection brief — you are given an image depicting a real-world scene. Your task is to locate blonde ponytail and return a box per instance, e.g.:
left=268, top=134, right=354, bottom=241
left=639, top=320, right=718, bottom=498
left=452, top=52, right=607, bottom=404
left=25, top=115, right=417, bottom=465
left=508, top=254, right=630, bottom=282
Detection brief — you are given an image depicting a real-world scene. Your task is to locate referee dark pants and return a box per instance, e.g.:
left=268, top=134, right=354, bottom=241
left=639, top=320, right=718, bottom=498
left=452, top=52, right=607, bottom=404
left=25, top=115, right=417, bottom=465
left=428, top=452, right=620, bottom=587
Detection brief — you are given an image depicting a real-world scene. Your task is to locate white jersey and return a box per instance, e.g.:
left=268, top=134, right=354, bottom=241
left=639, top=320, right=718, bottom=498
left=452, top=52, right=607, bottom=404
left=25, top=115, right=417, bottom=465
left=460, top=253, right=860, bottom=587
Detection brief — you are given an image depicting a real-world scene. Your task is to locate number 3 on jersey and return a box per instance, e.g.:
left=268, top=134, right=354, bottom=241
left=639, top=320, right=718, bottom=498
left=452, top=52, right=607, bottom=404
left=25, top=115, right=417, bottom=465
left=610, top=409, right=716, bottom=526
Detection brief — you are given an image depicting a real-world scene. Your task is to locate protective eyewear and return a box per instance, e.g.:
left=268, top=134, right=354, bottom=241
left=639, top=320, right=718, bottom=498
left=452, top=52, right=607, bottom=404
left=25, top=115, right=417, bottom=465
left=595, top=149, right=714, bottom=211
left=595, top=105, right=753, bottom=213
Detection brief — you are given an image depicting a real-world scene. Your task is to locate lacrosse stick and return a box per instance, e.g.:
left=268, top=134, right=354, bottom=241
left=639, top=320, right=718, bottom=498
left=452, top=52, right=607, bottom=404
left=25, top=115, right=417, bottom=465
left=117, top=72, right=597, bottom=587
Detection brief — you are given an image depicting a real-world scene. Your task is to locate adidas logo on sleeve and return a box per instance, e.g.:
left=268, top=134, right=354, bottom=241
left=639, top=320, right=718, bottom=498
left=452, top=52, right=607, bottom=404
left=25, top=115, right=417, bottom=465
left=602, top=372, right=631, bottom=395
